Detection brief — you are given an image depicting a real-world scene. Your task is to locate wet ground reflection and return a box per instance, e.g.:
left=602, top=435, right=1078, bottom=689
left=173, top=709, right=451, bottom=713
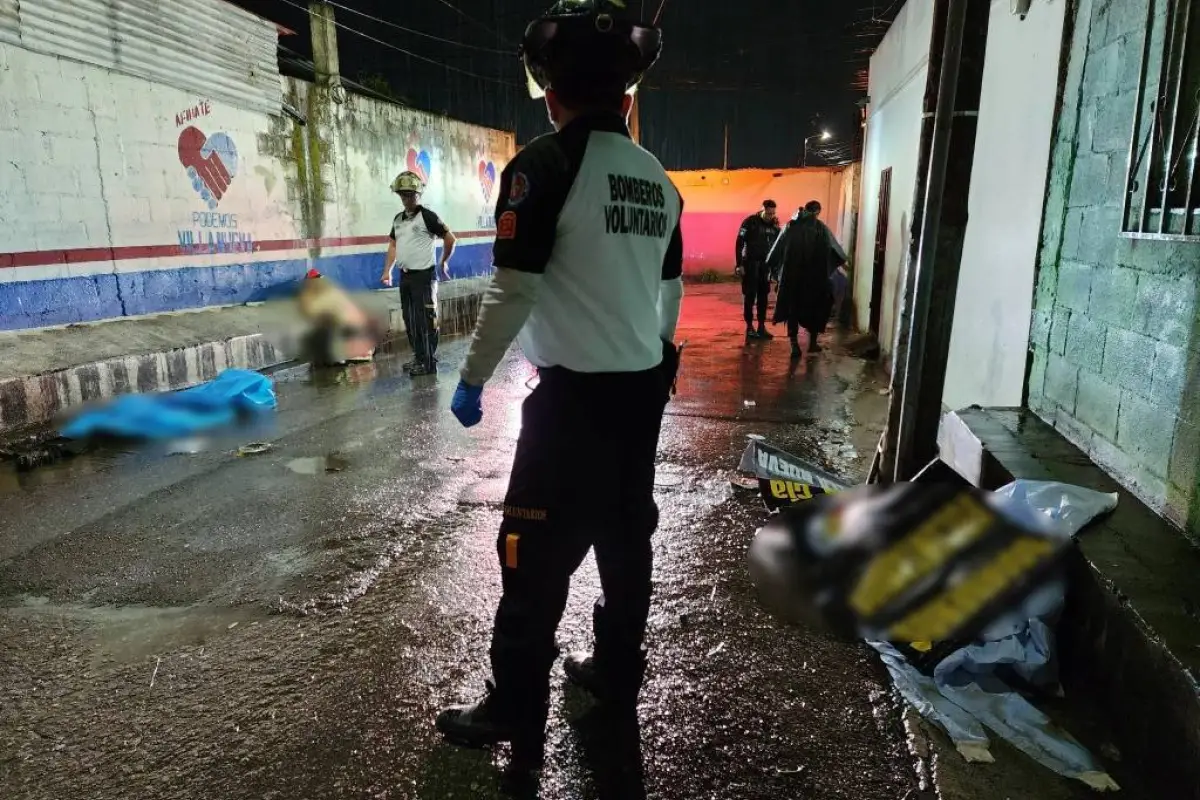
left=0, top=286, right=912, bottom=800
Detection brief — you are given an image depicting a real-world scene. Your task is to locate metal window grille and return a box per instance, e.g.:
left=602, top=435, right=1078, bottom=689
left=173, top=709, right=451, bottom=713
left=1123, top=0, right=1200, bottom=241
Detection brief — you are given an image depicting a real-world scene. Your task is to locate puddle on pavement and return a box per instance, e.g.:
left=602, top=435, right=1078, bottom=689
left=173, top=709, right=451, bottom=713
left=285, top=453, right=351, bottom=475
left=3, top=595, right=266, bottom=663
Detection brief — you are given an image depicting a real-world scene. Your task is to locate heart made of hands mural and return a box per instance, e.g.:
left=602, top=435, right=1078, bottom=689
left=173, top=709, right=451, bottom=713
left=479, top=160, right=496, bottom=202
left=178, top=126, right=239, bottom=210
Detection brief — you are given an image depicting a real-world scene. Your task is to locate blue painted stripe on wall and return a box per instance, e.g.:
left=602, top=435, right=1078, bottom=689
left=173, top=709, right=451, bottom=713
left=0, top=242, right=493, bottom=331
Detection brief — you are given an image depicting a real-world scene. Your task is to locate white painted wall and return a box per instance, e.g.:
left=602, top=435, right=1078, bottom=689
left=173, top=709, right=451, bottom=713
left=322, top=84, right=514, bottom=242
left=943, top=0, right=1067, bottom=409
left=0, top=42, right=293, bottom=267
left=0, top=17, right=513, bottom=328
left=853, top=0, right=935, bottom=356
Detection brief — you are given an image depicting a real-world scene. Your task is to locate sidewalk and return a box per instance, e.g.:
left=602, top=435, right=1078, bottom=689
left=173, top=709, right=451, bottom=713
left=0, top=278, right=488, bottom=435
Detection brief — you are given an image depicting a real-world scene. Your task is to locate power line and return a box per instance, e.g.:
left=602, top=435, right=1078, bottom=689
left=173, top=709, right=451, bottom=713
left=275, top=0, right=522, bottom=87
left=428, top=0, right=517, bottom=47
left=323, top=0, right=512, bottom=54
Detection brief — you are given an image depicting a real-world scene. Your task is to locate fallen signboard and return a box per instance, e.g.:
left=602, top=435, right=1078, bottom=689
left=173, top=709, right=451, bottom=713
left=737, top=438, right=851, bottom=511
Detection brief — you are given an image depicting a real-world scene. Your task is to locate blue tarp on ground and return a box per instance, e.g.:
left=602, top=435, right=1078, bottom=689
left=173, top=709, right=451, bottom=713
left=870, top=481, right=1122, bottom=792
left=61, top=369, right=276, bottom=440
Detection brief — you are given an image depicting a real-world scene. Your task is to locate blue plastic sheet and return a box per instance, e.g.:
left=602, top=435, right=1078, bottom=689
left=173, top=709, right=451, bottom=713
left=61, top=369, right=276, bottom=441
left=871, top=481, right=1121, bottom=791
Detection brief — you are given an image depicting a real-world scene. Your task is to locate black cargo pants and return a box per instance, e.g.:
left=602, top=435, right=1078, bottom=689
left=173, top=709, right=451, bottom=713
left=399, top=268, right=439, bottom=369
left=488, top=362, right=672, bottom=755
left=741, top=259, right=770, bottom=326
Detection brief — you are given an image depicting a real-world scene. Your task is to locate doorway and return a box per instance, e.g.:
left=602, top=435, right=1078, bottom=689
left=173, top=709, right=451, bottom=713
left=868, top=167, right=892, bottom=337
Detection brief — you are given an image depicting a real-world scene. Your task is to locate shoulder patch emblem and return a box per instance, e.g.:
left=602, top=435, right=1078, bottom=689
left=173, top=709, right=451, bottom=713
left=497, top=210, right=517, bottom=240
left=508, top=172, right=530, bottom=206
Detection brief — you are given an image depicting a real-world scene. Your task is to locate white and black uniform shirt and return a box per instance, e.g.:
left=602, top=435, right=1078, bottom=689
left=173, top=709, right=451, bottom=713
left=493, top=113, right=683, bottom=374
left=389, top=206, right=449, bottom=271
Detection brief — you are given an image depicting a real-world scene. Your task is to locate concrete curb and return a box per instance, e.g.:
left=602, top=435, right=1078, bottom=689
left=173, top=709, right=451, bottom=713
left=0, top=334, right=285, bottom=434
left=0, top=278, right=489, bottom=436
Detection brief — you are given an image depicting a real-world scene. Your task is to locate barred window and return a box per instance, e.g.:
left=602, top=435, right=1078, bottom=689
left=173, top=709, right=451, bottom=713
left=1123, top=0, right=1200, bottom=240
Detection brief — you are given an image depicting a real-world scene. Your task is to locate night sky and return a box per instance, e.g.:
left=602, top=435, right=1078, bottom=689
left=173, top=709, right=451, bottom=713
left=226, top=0, right=899, bottom=169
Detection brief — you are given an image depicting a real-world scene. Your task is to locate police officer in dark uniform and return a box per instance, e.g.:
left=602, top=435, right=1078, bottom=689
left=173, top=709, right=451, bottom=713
left=437, top=0, right=683, bottom=779
left=735, top=199, right=781, bottom=339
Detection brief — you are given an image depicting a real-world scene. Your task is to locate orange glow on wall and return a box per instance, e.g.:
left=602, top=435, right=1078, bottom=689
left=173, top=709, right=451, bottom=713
left=668, top=167, right=848, bottom=276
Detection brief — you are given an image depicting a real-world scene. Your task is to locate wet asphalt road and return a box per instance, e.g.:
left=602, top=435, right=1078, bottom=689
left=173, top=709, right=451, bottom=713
left=0, top=285, right=920, bottom=800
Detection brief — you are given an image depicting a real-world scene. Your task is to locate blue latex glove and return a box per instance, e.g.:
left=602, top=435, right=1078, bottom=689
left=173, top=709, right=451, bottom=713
left=451, top=379, right=484, bottom=427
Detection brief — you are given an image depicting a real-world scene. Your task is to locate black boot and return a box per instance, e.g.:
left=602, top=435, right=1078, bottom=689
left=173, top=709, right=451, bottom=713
left=564, top=651, right=644, bottom=708
left=745, top=325, right=758, bottom=339
left=756, top=324, right=773, bottom=340
left=790, top=339, right=802, bottom=360
left=564, top=652, right=604, bottom=696
left=435, top=683, right=515, bottom=748
left=408, top=360, right=438, bottom=376
left=437, top=686, right=547, bottom=775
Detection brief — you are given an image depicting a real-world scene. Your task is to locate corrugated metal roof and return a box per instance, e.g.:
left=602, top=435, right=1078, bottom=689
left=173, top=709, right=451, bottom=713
left=12, top=0, right=281, bottom=116
left=0, top=0, right=18, bottom=46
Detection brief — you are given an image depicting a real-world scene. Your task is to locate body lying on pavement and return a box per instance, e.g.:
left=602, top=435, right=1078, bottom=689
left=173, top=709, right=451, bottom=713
left=296, top=269, right=378, bottom=366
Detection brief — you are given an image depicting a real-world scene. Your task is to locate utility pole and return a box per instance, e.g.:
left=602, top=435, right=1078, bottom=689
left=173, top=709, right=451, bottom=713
left=309, top=1, right=341, bottom=89
left=883, top=0, right=991, bottom=481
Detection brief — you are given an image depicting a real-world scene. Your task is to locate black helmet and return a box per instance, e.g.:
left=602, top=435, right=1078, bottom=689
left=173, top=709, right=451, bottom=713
left=520, top=0, right=663, bottom=100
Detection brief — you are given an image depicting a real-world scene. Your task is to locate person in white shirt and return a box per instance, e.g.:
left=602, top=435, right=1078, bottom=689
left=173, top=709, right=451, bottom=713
left=435, top=0, right=683, bottom=782
left=380, top=170, right=456, bottom=376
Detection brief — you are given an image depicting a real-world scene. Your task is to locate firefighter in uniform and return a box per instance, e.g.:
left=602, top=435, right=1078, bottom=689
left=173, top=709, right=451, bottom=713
left=436, top=0, right=683, bottom=778
left=380, top=171, right=457, bottom=376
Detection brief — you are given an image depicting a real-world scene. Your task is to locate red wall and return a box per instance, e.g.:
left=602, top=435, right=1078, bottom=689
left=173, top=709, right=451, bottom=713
left=668, top=167, right=848, bottom=276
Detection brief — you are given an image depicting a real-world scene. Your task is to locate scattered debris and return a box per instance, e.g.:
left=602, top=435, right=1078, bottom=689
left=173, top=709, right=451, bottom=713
left=730, top=474, right=759, bottom=490
left=706, top=641, right=726, bottom=658
left=1, top=433, right=73, bottom=472
left=149, top=657, right=161, bottom=688
left=237, top=442, right=273, bottom=457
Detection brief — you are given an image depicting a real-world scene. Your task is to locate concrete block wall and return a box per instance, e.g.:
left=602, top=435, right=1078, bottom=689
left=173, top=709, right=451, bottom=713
left=0, top=13, right=514, bottom=332
left=1029, top=0, right=1200, bottom=534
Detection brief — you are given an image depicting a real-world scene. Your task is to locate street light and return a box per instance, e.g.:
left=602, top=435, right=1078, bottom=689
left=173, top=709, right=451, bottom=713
left=803, top=130, right=832, bottom=167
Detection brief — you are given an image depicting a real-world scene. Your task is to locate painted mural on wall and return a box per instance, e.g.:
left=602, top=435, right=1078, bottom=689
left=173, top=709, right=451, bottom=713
left=477, top=157, right=497, bottom=230
left=389, top=131, right=503, bottom=236
left=174, top=100, right=253, bottom=255
left=0, top=39, right=517, bottom=330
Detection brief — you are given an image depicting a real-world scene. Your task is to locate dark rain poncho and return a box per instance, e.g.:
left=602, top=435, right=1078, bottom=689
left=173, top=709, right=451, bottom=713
left=766, top=212, right=838, bottom=332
